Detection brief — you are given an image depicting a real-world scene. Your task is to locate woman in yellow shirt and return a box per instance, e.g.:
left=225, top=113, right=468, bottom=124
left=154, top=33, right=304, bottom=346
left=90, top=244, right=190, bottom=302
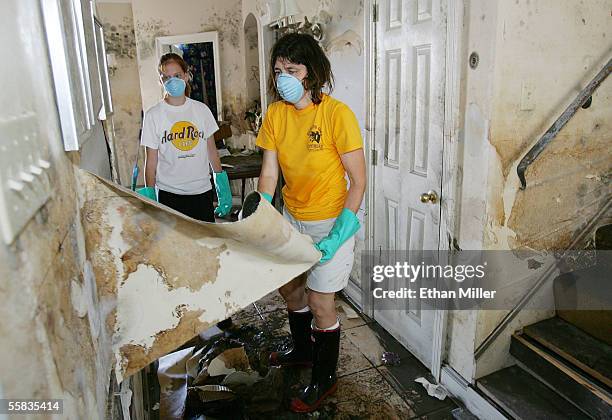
left=256, top=33, right=366, bottom=412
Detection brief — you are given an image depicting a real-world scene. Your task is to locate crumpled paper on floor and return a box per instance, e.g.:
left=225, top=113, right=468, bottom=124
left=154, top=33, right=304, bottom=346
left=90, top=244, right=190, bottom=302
left=415, top=377, right=448, bottom=400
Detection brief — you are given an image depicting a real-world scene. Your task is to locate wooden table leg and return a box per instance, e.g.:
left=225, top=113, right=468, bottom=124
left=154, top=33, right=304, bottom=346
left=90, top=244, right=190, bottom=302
left=241, top=179, right=246, bottom=204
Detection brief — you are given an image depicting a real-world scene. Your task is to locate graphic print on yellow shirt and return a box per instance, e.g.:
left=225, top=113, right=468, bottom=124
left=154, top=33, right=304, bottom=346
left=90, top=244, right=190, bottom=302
left=256, top=95, right=363, bottom=221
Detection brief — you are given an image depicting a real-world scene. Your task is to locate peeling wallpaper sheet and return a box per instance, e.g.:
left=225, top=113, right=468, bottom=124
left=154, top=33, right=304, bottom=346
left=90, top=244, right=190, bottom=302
left=77, top=171, right=319, bottom=381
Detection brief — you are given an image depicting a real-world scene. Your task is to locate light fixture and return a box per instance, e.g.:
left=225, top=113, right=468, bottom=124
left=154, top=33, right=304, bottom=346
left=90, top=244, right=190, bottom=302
left=268, top=0, right=301, bottom=27
left=267, top=0, right=324, bottom=42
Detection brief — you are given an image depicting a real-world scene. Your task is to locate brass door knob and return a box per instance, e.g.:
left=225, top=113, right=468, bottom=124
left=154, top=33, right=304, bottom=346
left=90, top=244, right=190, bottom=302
left=420, top=190, right=439, bottom=204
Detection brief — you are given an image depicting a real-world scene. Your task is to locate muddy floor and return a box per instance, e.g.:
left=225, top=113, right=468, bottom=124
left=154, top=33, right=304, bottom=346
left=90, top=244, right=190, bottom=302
left=150, top=291, right=459, bottom=419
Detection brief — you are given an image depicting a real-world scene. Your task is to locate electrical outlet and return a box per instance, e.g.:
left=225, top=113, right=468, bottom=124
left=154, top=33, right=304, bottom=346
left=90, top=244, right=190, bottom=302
left=0, top=112, right=52, bottom=244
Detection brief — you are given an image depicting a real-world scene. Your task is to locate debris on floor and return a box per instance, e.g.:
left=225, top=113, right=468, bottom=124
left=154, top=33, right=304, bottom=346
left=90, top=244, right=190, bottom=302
left=381, top=351, right=401, bottom=366
left=157, top=317, right=321, bottom=419
left=151, top=293, right=459, bottom=419
left=336, top=301, right=359, bottom=319
left=415, top=377, right=448, bottom=401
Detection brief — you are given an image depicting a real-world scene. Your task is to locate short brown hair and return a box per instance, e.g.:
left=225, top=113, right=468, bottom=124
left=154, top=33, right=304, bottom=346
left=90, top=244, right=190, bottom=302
left=158, top=52, right=192, bottom=97
left=268, top=33, right=334, bottom=104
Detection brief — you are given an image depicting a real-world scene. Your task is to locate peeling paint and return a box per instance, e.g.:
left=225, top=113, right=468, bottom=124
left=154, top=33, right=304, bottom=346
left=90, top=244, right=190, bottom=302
left=78, top=171, right=319, bottom=380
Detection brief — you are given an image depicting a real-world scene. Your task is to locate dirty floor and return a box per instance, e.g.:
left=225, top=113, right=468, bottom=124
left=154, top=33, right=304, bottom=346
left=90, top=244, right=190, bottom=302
left=188, top=290, right=460, bottom=419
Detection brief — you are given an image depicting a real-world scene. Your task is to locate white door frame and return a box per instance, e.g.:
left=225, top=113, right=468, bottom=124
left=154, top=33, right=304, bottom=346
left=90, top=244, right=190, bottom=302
left=364, top=0, right=464, bottom=381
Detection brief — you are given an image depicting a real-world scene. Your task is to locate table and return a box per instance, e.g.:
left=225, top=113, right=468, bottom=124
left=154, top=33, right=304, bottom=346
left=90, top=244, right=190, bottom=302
left=220, top=154, right=263, bottom=204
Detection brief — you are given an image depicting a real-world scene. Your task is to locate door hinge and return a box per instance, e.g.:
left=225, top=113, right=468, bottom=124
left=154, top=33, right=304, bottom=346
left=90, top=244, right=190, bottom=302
left=371, top=149, right=378, bottom=165
left=373, top=3, right=379, bottom=22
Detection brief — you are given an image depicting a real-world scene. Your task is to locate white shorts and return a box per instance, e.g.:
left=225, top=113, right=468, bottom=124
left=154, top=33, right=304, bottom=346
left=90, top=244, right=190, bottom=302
left=283, top=208, right=355, bottom=293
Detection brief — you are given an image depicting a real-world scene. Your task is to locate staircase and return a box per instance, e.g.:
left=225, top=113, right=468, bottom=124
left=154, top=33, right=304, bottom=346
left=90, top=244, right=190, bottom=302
left=476, top=225, right=612, bottom=419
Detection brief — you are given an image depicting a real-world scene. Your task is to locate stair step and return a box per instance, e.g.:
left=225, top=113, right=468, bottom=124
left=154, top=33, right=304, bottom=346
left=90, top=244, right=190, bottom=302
left=477, top=366, right=590, bottom=419
left=554, top=264, right=612, bottom=346
left=557, top=310, right=612, bottom=347
left=523, top=317, right=612, bottom=388
left=511, top=333, right=612, bottom=418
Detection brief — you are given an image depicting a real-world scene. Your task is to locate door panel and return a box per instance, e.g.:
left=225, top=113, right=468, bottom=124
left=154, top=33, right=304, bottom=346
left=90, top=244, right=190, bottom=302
left=373, top=0, right=446, bottom=368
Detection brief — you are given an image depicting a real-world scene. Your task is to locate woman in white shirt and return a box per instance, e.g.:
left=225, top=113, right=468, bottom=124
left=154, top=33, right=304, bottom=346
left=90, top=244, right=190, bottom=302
left=140, top=53, right=232, bottom=222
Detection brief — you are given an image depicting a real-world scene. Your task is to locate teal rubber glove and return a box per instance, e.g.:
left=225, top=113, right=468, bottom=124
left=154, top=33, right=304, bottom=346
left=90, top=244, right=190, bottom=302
left=260, top=192, right=273, bottom=203
left=136, top=186, right=157, bottom=202
left=213, top=171, right=232, bottom=217
left=315, top=208, right=360, bottom=263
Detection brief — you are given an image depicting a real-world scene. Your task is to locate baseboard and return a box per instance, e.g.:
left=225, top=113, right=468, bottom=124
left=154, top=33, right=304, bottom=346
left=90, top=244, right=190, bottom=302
left=440, top=365, right=508, bottom=420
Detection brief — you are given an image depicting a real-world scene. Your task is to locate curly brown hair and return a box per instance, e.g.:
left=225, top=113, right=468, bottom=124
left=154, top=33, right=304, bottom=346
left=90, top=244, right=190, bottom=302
left=158, top=52, right=192, bottom=97
left=268, top=33, right=334, bottom=105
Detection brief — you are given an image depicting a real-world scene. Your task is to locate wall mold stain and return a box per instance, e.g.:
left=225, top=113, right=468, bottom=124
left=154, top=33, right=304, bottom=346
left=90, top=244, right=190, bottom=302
left=103, top=18, right=137, bottom=59
left=135, top=19, right=170, bottom=59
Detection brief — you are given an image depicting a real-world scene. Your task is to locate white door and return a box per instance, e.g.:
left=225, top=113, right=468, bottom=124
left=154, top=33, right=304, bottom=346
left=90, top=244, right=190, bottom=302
left=372, top=0, right=446, bottom=368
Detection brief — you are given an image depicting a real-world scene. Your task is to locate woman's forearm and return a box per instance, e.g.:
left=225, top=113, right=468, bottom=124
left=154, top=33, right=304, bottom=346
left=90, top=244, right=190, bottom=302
left=343, top=181, right=366, bottom=214
left=257, top=149, right=279, bottom=197
left=207, top=137, right=222, bottom=172
left=340, top=149, right=366, bottom=214
left=144, top=147, right=158, bottom=187
left=257, top=174, right=278, bottom=197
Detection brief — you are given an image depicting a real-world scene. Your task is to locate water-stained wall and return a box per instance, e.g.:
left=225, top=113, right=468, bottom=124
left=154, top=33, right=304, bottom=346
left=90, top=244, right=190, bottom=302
left=0, top=1, right=115, bottom=417
left=446, top=0, right=612, bottom=382
left=98, top=2, right=144, bottom=187
left=488, top=0, right=611, bottom=251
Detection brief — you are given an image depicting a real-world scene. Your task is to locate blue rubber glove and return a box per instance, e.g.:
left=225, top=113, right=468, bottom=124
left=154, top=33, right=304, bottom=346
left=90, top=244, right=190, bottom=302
left=213, top=171, right=232, bottom=217
left=136, top=186, right=157, bottom=202
left=260, top=192, right=273, bottom=203
left=315, top=208, right=360, bottom=263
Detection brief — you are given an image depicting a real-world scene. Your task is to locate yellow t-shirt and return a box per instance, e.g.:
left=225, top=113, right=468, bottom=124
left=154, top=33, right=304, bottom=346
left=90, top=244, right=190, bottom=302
left=256, top=94, right=363, bottom=221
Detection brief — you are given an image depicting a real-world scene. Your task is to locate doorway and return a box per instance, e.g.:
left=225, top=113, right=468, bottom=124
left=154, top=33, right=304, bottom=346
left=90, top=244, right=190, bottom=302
left=370, top=0, right=449, bottom=369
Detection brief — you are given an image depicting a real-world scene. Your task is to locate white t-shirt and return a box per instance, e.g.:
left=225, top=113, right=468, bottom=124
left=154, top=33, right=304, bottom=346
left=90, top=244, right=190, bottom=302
left=141, top=98, right=219, bottom=194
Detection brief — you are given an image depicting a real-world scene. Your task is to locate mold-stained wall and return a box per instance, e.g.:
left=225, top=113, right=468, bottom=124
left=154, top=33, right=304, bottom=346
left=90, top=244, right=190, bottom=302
left=244, top=13, right=261, bottom=110
left=475, top=0, right=611, bottom=379
left=131, top=0, right=247, bottom=130
left=489, top=0, right=611, bottom=251
left=98, top=2, right=145, bottom=187
left=445, top=0, right=612, bottom=382
left=0, top=1, right=115, bottom=417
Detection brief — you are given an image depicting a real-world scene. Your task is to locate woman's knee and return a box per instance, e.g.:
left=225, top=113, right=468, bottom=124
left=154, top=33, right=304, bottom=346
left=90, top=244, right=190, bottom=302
left=278, top=275, right=307, bottom=307
left=307, top=292, right=336, bottom=319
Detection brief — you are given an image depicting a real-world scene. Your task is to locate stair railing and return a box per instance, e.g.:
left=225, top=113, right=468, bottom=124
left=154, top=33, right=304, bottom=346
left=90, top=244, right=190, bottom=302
left=474, top=196, right=612, bottom=360
left=517, top=58, right=611, bottom=190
